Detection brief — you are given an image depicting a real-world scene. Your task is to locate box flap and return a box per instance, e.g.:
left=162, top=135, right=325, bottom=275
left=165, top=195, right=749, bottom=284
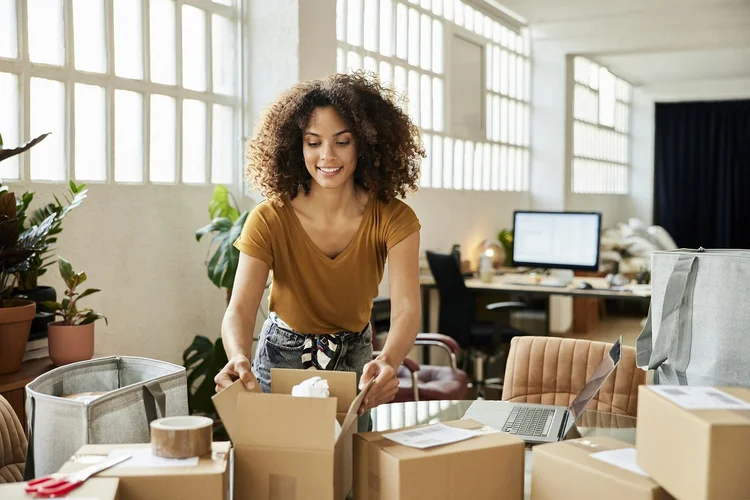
left=234, top=391, right=337, bottom=450
left=271, top=368, right=357, bottom=413
left=646, top=386, right=750, bottom=426
left=338, top=378, right=374, bottom=442
left=211, top=379, right=259, bottom=442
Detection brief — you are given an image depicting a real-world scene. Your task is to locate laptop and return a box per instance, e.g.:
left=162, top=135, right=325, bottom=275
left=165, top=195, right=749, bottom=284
left=463, top=337, right=622, bottom=444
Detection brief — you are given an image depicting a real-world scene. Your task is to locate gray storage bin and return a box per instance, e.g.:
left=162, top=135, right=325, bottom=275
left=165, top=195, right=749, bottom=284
left=25, top=356, right=189, bottom=478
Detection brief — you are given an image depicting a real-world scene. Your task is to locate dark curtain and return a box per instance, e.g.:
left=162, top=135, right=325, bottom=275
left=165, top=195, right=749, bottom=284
left=654, top=100, right=750, bottom=249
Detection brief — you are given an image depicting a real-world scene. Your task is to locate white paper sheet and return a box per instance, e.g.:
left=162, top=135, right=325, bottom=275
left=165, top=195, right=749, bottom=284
left=590, top=448, right=650, bottom=477
left=107, top=448, right=199, bottom=468
left=382, top=423, right=480, bottom=449
left=649, top=386, right=750, bottom=410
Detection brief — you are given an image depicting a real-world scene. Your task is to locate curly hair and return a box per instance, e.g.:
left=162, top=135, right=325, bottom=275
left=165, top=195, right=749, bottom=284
left=245, top=72, right=424, bottom=205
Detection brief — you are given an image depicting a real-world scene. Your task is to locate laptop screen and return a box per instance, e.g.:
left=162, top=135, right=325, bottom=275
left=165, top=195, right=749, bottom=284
left=566, top=337, right=622, bottom=425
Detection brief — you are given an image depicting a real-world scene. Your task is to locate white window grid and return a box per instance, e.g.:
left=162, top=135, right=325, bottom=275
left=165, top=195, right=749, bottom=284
left=571, top=56, right=631, bottom=195
left=336, top=0, right=530, bottom=192
left=0, top=0, right=242, bottom=185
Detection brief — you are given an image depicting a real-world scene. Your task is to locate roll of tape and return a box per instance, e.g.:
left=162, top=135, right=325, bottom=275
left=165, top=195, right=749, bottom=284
left=150, top=416, right=213, bottom=458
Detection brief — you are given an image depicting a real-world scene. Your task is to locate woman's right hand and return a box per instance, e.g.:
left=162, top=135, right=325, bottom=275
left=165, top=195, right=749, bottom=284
left=214, top=354, right=256, bottom=392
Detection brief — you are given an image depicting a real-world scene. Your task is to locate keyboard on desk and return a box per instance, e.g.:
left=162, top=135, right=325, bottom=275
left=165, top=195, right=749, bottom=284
left=502, top=407, right=556, bottom=437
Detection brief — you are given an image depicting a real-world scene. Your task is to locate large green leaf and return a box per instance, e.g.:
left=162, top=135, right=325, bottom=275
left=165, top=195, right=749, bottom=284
left=195, top=217, right=233, bottom=242
left=58, top=257, right=75, bottom=287
left=183, top=336, right=229, bottom=414
left=208, top=185, right=240, bottom=222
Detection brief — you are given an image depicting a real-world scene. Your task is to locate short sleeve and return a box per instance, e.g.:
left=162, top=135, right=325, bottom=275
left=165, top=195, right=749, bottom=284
left=233, top=203, right=274, bottom=268
left=384, top=200, right=421, bottom=251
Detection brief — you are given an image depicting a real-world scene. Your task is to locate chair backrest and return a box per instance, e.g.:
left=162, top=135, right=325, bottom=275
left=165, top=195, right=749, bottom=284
left=425, top=251, right=474, bottom=347
left=0, top=395, right=27, bottom=483
left=501, top=336, right=645, bottom=417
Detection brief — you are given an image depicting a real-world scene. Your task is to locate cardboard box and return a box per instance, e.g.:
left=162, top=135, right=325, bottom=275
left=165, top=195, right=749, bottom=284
left=57, top=442, right=230, bottom=500
left=354, top=419, right=525, bottom=500
left=531, top=436, right=674, bottom=500
left=637, top=386, right=750, bottom=500
left=212, top=368, right=369, bottom=500
left=0, top=478, right=120, bottom=499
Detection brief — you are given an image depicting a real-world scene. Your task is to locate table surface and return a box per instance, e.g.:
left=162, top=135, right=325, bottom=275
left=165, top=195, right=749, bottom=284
left=419, top=273, right=651, bottom=300
left=370, top=400, right=637, bottom=500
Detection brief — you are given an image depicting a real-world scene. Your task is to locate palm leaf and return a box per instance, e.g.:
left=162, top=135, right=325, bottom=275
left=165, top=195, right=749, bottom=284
left=0, top=133, right=50, bottom=163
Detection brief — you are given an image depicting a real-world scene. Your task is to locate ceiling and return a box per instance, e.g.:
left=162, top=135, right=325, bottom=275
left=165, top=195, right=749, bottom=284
left=493, top=0, right=750, bottom=85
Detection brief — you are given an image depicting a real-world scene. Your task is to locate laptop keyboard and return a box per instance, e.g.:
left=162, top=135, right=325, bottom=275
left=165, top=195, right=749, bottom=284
left=503, top=407, right=555, bottom=437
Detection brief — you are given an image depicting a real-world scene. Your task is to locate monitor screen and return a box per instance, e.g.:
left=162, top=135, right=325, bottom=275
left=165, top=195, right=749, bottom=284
left=512, top=211, right=602, bottom=271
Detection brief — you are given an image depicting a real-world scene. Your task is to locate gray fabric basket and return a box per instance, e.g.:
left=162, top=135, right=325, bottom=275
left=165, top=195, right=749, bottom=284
left=25, top=356, right=189, bottom=478
left=637, top=249, right=750, bottom=387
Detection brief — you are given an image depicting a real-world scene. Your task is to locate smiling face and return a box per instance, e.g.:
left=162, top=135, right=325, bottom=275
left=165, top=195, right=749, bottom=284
left=302, top=106, right=359, bottom=191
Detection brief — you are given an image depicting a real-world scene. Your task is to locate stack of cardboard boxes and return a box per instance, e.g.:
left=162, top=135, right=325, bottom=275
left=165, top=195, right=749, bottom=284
left=2, top=370, right=749, bottom=500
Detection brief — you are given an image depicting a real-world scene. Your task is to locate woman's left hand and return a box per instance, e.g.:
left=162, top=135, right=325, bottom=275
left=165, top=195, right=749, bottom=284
left=358, top=358, right=399, bottom=415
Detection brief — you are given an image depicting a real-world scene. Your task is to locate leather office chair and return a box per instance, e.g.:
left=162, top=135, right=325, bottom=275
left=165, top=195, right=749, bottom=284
left=501, top=336, right=645, bottom=417
left=425, top=251, right=529, bottom=395
left=0, top=395, right=27, bottom=483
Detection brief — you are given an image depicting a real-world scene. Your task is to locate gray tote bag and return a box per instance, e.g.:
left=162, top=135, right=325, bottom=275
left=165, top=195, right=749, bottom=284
left=25, top=356, right=189, bottom=478
left=637, top=248, right=750, bottom=387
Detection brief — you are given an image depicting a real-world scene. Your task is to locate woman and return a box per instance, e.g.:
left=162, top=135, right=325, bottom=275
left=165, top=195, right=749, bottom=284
left=214, top=72, right=423, bottom=419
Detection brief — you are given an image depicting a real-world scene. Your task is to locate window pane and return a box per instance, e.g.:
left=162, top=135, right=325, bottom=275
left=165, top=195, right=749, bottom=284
left=364, top=0, right=378, bottom=51
left=114, top=90, right=144, bottom=183
left=432, top=19, right=443, bottom=73
left=150, top=94, right=176, bottom=183
left=453, top=139, right=463, bottom=189
left=114, top=0, right=143, bottom=79
left=396, top=3, right=408, bottom=60
left=75, top=84, right=106, bottom=181
left=213, top=0, right=233, bottom=5
left=379, top=0, right=393, bottom=57
left=151, top=0, right=176, bottom=85
left=182, top=6, right=207, bottom=91
left=473, top=142, right=481, bottom=190
left=0, top=72, right=19, bottom=179
left=517, top=56, right=525, bottom=100
left=420, top=14, right=431, bottom=71
left=408, top=9, right=419, bottom=67
left=482, top=143, right=491, bottom=190
left=443, top=136, right=453, bottom=188
left=420, top=133, right=431, bottom=187
left=499, top=97, right=508, bottom=142
left=212, top=104, right=234, bottom=184
left=28, top=0, right=65, bottom=65
left=337, top=48, right=345, bottom=73
left=431, top=135, right=442, bottom=188
left=508, top=53, right=516, bottom=98
left=30, top=78, right=66, bottom=181
left=420, top=74, right=431, bottom=130
left=346, top=51, right=362, bottom=71
left=432, top=77, right=444, bottom=132
left=500, top=50, right=508, bottom=95
left=491, top=144, right=500, bottom=190
left=0, top=0, right=17, bottom=59
left=432, top=0, right=442, bottom=16
left=394, top=65, right=407, bottom=110
left=337, top=0, right=346, bottom=42
left=492, top=46, right=500, bottom=92
left=599, top=68, right=616, bottom=127
left=508, top=100, right=516, bottom=144
left=444, top=0, right=454, bottom=21
left=182, top=99, right=207, bottom=183
left=213, top=15, right=236, bottom=96
left=464, top=140, right=473, bottom=189
left=492, top=94, right=500, bottom=142
left=347, top=0, right=363, bottom=47
left=408, top=70, right=420, bottom=126
left=379, top=61, right=393, bottom=87
left=73, top=0, right=106, bottom=73
left=363, top=56, right=376, bottom=74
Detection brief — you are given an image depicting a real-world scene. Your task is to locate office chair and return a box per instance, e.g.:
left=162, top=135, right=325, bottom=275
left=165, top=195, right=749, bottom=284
left=425, top=250, right=530, bottom=396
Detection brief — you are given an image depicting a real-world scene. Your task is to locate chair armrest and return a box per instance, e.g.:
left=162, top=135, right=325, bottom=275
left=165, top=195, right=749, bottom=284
left=373, top=351, right=420, bottom=373
left=414, top=333, right=460, bottom=353
left=486, top=301, right=527, bottom=311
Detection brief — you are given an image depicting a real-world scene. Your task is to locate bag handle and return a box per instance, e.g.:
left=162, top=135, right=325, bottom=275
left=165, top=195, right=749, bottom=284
left=636, top=254, right=698, bottom=385
left=23, top=396, right=36, bottom=480
left=142, top=381, right=167, bottom=424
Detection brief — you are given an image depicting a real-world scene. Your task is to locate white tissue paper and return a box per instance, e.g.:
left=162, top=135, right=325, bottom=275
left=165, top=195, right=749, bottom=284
left=291, top=376, right=342, bottom=440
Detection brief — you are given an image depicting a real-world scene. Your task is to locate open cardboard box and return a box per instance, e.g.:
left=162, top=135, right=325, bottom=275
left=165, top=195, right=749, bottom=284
left=212, top=368, right=372, bottom=500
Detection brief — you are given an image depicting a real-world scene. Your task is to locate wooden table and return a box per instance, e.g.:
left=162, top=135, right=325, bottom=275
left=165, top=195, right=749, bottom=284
left=0, top=357, right=54, bottom=433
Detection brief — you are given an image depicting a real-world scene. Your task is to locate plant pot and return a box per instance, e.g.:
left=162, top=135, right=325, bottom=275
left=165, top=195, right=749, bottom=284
left=48, top=321, right=95, bottom=366
left=13, top=286, right=58, bottom=340
left=0, top=299, right=36, bottom=374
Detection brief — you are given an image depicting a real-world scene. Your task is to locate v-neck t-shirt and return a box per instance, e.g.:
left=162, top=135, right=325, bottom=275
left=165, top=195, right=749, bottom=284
left=233, top=196, right=420, bottom=334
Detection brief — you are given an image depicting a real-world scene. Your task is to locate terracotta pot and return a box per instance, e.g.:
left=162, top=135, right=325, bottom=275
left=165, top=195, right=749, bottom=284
left=0, top=299, right=36, bottom=374
left=48, top=321, right=95, bottom=366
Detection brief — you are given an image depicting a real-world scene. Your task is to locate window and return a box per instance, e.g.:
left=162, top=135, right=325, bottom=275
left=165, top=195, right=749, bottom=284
left=337, top=0, right=530, bottom=191
left=571, top=56, right=631, bottom=195
left=0, top=0, right=241, bottom=184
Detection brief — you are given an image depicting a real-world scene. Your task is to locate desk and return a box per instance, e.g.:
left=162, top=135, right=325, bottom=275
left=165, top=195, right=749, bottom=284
left=371, top=400, right=637, bottom=500
left=419, top=273, right=651, bottom=336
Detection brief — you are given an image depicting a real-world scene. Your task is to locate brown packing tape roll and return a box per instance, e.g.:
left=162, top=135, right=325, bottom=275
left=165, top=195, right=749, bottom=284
left=150, top=416, right=213, bottom=458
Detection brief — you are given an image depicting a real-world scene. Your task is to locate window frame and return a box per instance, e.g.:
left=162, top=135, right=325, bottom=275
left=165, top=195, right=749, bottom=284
left=0, top=0, right=243, bottom=185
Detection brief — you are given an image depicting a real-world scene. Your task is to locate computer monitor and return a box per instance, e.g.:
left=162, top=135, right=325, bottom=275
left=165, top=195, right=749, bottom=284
left=512, top=211, right=602, bottom=272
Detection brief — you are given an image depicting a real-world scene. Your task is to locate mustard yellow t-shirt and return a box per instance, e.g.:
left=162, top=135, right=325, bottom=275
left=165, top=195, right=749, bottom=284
left=233, top=196, right=420, bottom=334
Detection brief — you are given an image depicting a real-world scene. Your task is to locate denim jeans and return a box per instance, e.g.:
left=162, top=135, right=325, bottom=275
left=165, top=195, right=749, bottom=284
left=252, top=314, right=374, bottom=432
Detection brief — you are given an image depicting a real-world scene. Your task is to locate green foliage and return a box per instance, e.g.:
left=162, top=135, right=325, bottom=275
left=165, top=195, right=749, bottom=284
left=40, top=257, right=107, bottom=326
left=183, top=335, right=230, bottom=440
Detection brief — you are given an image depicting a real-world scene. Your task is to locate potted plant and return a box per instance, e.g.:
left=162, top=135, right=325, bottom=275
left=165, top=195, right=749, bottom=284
left=0, top=133, right=57, bottom=374
left=41, top=257, right=107, bottom=366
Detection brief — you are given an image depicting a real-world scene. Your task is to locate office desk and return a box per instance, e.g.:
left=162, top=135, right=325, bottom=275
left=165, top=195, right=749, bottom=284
left=371, top=401, right=637, bottom=500
left=419, top=273, right=651, bottom=335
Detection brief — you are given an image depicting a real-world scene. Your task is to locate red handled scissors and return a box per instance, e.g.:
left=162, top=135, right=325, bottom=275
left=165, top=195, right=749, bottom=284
left=25, top=454, right=131, bottom=497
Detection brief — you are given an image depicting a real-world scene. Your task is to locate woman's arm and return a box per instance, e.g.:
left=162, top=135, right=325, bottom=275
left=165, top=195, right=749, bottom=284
left=215, top=252, right=270, bottom=391
left=359, top=231, right=421, bottom=412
